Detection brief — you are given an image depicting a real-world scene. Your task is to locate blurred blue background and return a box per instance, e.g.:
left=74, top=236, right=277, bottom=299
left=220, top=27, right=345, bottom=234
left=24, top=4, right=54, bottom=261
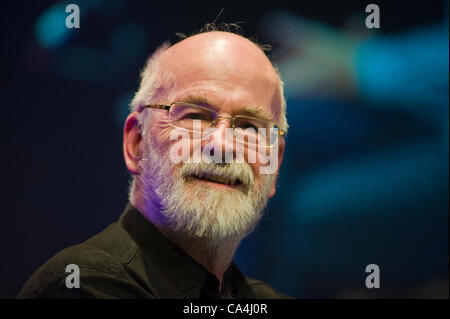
left=1, top=0, right=448, bottom=298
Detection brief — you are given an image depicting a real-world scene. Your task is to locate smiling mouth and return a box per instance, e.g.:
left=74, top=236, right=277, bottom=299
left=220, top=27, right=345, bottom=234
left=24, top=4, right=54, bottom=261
left=188, top=172, right=243, bottom=187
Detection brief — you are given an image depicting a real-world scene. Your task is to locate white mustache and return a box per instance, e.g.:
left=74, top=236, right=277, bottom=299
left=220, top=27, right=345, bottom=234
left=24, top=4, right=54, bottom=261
left=180, top=162, right=255, bottom=188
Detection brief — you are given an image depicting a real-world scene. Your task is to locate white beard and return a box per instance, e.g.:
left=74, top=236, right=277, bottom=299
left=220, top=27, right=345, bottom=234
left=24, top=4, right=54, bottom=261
left=137, top=136, right=276, bottom=247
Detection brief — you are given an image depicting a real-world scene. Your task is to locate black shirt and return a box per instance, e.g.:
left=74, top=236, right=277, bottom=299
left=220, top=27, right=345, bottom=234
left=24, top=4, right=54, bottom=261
left=18, top=203, right=290, bottom=299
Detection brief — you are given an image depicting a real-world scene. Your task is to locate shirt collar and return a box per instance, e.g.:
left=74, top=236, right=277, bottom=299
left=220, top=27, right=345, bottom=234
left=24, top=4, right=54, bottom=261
left=119, top=203, right=255, bottom=299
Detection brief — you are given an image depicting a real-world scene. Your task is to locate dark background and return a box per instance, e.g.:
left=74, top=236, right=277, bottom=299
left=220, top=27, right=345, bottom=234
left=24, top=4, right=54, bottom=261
left=1, top=0, right=448, bottom=298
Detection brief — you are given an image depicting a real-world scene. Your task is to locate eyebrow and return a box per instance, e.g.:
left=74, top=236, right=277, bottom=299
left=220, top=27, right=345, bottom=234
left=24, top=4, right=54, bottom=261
left=177, top=92, right=276, bottom=123
left=178, top=92, right=213, bottom=108
left=240, top=106, right=274, bottom=123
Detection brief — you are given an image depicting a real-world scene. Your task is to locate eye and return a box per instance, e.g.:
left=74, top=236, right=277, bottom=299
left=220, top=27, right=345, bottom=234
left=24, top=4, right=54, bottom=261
left=242, top=123, right=258, bottom=130
left=183, top=112, right=210, bottom=120
left=173, top=105, right=214, bottom=122
left=235, top=119, right=261, bottom=131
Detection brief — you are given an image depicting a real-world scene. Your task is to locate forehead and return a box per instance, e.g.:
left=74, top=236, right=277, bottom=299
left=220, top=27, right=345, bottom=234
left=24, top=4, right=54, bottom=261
left=159, top=32, right=281, bottom=120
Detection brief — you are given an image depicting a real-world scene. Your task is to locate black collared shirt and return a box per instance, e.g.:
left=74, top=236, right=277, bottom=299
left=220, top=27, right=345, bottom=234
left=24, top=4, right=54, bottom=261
left=18, top=203, right=290, bottom=299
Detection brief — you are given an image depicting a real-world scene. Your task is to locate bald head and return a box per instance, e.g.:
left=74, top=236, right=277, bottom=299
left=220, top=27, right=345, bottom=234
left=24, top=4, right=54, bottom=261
left=162, top=31, right=278, bottom=87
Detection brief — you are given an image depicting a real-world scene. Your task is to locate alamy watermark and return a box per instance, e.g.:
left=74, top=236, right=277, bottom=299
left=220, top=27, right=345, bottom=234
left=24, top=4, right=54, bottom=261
left=65, top=264, right=80, bottom=289
left=65, top=4, right=80, bottom=29
left=365, top=4, right=380, bottom=29
left=365, top=264, right=380, bottom=289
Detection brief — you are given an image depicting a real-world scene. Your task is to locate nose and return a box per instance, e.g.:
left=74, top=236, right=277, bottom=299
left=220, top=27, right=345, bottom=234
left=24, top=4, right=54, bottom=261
left=202, top=118, right=235, bottom=163
left=213, top=115, right=233, bottom=129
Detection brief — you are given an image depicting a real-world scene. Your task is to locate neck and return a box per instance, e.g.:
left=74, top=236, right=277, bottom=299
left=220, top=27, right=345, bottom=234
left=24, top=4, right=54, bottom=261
left=131, top=191, right=243, bottom=289
left=162, top=230, right=243, bottom=289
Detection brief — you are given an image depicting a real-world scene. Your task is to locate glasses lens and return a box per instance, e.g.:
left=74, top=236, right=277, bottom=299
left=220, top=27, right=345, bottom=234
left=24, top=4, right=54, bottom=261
left=234, top=116, right=278, bottom=147
left=169, top=103, right=216, bottom=132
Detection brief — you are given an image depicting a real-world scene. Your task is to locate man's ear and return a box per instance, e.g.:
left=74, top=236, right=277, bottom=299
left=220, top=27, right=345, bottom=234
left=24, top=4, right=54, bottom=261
left=123, top=112, right=143, bottom=175
left=268, top=137, right=285, bottom=198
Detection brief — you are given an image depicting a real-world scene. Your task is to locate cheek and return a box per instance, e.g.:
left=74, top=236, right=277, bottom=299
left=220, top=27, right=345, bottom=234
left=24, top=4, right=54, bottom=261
left=150, top=133, right=170, bottom=155
left=147, top=114, right=173, bottom=145
left=244, top=147, right=269, bottom=167
left=246, top=146, right=279, bottom=187
left=149, top=118, right=175, bottom=151
left=156, top=126, right=197, bottom=164
left=172, top=137, right=195, bottom=163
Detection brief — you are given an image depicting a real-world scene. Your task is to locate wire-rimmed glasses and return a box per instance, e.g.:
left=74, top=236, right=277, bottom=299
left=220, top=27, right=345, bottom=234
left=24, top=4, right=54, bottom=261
left=138, top=102, right=286, bottom=147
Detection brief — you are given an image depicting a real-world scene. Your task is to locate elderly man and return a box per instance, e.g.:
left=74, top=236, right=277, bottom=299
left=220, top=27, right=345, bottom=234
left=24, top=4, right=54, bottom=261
left=19, top=28, right=289, bottom=299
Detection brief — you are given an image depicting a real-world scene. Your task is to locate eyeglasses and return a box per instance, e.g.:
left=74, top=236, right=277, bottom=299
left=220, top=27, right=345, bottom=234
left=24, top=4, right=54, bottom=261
left=138, top=102, right=286, bottom=147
